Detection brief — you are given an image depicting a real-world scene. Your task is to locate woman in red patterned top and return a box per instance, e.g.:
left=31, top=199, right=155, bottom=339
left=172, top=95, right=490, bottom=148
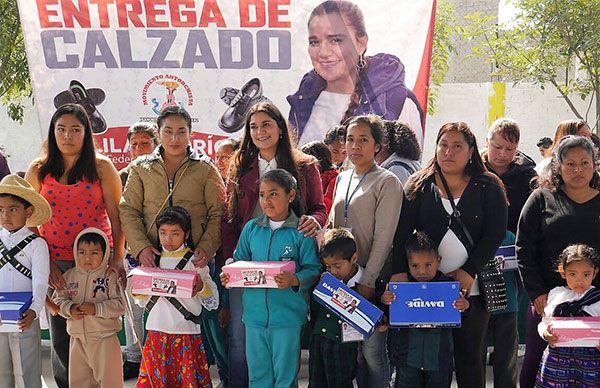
left=25, top=103, right=123, bottom=388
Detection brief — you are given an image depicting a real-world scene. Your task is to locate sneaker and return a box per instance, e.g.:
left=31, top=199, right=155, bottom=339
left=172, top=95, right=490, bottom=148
left=123, top=360, right=141, bottom=380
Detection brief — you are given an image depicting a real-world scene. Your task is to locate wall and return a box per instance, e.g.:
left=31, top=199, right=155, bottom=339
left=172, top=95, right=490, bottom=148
left=423, top=82, right=595, bottom=163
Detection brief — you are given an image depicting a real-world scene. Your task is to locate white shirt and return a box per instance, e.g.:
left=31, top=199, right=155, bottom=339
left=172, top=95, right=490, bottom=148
left=0, top=226, right=50, bottom=316
left=538, top=286, right=600, bottom=339
left=269, top=220, right=285, bottom=230
left=300, top=91, right=351, bottom=145
left=398, top=99, right=424, bottom=147
left=258, top=155, right=278, bottom=178
left=438, top=198, right=480, bottom=295
left=136, top=245, right=219, bottom=335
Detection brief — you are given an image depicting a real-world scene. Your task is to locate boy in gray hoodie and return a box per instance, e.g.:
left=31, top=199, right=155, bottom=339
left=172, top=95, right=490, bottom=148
left=53, top=227, right=125, bottom=388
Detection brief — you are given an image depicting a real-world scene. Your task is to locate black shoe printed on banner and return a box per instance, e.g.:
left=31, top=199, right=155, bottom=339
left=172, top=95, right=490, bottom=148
left=53, top=80, right=108, bottom=134
left=218, top=78, right=270, bottom=133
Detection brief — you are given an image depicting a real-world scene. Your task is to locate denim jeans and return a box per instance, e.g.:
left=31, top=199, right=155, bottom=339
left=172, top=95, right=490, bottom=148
left=123, top=278, right=144, bottom=363
left=228, top=288, right=249, bottom=388
left=356, top=328, right=390, bottom=388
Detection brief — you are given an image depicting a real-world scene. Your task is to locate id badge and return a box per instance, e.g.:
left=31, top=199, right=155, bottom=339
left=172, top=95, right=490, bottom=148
left=341, top=322, right=364, bottom=342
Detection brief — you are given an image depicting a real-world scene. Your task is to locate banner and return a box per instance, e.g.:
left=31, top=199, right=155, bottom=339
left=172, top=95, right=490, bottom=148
left=19, top=0, right=436, bottom=169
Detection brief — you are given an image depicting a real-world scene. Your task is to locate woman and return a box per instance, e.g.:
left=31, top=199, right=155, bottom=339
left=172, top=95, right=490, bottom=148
left=119, top=106, right=224, bottom=269
left=482, top=118, right=537, bottom=388
left=375, top=120, right=422, bottom=184
left=329, top=114, right=403, bottom=388
left=118, top=122, right=160, bottom=380
left=287, top=0, right=423, bottom=146
left=517, top=135, right=600, bottom=387
left=222, top=101, right=327, bottom=388
left=119, top=122, right=159, bottom=187
left=24, top=103, right=124, bottom=388
left=535, top=119, right=591, bottom=175
left=392, top=122, right=507, bottom=388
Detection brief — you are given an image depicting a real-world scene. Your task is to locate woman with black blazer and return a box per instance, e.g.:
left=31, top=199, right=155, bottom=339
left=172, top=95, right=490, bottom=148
left=391, top=122, right=507, bottom=388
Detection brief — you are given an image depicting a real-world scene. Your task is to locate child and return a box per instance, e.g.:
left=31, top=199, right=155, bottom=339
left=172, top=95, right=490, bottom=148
left=221, top=169, right=321, bottom=388
left=308, top=228, right=362, bottom=388
left=382, top=231, right=469, bottom=388
left=52, top=227, right=125, bottom=388
left=136, top=206, right=218, bottom=388
left=0, top=174, right=51, bottom=388
left=536, top=244, right=600, bottom=387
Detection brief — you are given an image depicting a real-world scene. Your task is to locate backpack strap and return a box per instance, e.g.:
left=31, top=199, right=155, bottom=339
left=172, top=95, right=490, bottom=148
left=553, top=288, right=600, bottom=317
left=0, top=234, right=39, bottom=279
left=387, top=160, right=416, bottom=175
left=145, top=250, right=203, bottom=324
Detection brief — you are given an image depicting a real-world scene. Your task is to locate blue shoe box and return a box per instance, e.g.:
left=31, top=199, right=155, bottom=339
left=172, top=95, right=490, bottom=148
left=389, top=282, right=461, bottom=327
left=0, top=292, right=33, bottom=332
left=312, top=273, right=383, bottom=337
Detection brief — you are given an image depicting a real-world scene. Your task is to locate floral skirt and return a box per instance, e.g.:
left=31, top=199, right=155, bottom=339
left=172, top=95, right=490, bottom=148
left=536, top=345, right=600, bottom=387
left=137, top=330, right=212, bottom=388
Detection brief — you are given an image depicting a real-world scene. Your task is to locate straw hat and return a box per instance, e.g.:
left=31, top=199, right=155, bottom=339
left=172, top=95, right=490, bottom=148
left=0, top=174, right=52, bottom=227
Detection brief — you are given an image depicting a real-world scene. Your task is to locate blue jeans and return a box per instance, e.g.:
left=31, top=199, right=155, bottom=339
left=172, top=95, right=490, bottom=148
left=228, top=288, right=249, bottom=388
left=356, top=329, right=390, bottom=388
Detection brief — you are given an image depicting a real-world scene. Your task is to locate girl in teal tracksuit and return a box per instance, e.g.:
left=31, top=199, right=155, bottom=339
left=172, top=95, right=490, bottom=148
left=221, top=168, right=321, bottom=388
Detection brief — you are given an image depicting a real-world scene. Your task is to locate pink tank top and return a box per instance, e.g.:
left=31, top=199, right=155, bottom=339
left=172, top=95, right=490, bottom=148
left=39, top=175, right=113, bottom=261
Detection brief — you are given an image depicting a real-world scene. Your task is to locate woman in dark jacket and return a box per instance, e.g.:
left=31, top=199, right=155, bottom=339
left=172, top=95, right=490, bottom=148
left=517, top=135, right=600, bottom=387
left=221, top=101, right=326, bottom=388
left=391, top=121, right=507, bottom=388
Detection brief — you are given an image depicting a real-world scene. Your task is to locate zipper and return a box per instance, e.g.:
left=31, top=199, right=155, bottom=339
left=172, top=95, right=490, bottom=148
left=264, top=227, right=278, bottom=327
left=82, top=271, right=90, bottom=342
left=160, top=158, right=188, bottom=206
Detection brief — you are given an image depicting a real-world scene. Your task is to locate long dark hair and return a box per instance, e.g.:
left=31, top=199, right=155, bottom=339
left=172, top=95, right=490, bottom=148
left=38, top=104, right=99, bottom=184
left=538, top=135, right=600, bottom=191
left=259, top=169, right=306, bottom=217
left=309, top=0, right=368, bottom=121
left=405, top=121, right=505, bottom=201
left=382, top=120, right=421, bottom=161
left=227, top=102, right=305, bottom=221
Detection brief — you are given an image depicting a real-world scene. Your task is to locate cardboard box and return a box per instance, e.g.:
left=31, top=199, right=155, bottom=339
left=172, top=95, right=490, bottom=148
left=552, top=317, right=600, bottom=347
left=222, top=261, right=296, bottom=288
left=495, top=245, right=518, bottom=272
left=389, top=282, right=461, bottom=327
left=312, top=273, right=383, bottom=337
left=130, top=267, right=198, bottom=298
left=0, top=292, right=33, bottom=332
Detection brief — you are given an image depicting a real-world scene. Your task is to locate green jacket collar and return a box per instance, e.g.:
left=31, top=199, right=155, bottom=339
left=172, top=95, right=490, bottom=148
left=255, top=210, right=300, bottom=229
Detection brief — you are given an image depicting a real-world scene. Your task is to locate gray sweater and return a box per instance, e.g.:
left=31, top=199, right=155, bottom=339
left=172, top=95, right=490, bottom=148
left=330, top=165, right=403, bottom=287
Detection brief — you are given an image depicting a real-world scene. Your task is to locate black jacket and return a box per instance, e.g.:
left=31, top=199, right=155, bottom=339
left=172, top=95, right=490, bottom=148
left=393, top=174, right=507, bottom=277
left=516, top=188, right=600, bottom=301
left=483, top=150, right=537, bottom=233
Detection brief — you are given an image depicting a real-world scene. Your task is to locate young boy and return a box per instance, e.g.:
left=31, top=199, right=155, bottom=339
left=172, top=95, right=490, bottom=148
left=0, top=174, right=51, bottom=388
left=383, top=231, right=469, bottom=388
left=309, top=228, right=362, bottom=388
left=53, top=227, right=125, bottom=388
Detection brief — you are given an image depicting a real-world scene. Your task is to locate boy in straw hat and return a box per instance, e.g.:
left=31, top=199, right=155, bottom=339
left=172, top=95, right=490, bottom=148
left=0, top=174, right=52, bottom=388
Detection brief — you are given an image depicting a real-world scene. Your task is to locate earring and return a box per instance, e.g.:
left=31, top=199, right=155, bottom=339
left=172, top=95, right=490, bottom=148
left=357, top=53, right=366, bottom=70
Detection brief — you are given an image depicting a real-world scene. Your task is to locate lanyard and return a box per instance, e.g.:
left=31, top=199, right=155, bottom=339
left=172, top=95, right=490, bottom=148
left=343, top=165, right=374, bottom=226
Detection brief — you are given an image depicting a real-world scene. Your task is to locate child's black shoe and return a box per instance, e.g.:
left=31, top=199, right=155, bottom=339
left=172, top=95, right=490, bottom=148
left=123, top=360, right=141, bottom=380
